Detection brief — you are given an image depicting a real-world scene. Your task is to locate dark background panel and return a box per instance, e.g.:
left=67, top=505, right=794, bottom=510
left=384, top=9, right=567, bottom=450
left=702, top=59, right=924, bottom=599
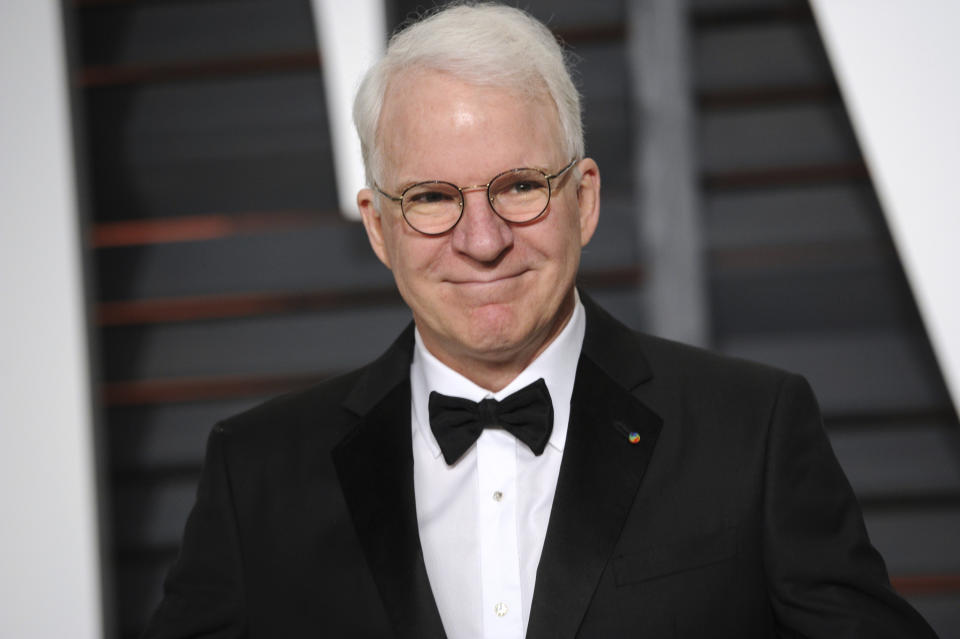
left=704, top=183, right=885, bottom=247
left=720, top=331, right=951, bottom=415
left=84, top=73, right=338, bottom=221
left=100, top=306, right=412, bottom=381
left=78, top=0, right=318, bottom=66
left=108, top=399, right=264, bottom=472
left=829, top=422, right=960, bottom=499
left=694, top=21, right=832, bottom=90
left=96, top=225, right=390, bottom=300
left=709, top=260, right=921, bottom=334
left=699, top=103, right=862, bottom=173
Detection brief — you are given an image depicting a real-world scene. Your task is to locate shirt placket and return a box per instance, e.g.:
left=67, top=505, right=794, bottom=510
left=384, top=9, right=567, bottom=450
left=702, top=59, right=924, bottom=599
left=476, top=427, right=523, bottom=639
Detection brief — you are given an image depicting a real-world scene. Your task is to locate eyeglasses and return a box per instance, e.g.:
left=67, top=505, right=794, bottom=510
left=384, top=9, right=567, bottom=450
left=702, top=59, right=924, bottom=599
left=373, top=158, right=578, bottom=236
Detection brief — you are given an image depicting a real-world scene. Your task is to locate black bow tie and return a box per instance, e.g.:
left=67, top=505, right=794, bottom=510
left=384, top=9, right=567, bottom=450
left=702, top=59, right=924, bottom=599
left=428, top=378, right=554, bottom=465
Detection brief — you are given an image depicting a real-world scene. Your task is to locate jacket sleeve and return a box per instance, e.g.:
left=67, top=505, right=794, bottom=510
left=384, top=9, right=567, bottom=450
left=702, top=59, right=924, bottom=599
left=142, top=424, right=246, bottom=639
left=762, top=373, right=938, bottom=638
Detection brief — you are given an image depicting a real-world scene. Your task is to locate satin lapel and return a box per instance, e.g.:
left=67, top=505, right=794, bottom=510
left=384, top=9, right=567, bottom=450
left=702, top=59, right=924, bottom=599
left=332, top=327, right=447, bottom=639
left=526, top=346, right=662, bottom=639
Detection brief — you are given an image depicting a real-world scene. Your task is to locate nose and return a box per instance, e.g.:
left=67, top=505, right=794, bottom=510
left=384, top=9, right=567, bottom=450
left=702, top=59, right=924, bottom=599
left=450, top=188, right=514, bottom=262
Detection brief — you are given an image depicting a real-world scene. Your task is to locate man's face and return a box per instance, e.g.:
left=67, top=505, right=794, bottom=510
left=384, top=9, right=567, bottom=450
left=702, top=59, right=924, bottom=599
left=358, top=70, right=600, bottom=384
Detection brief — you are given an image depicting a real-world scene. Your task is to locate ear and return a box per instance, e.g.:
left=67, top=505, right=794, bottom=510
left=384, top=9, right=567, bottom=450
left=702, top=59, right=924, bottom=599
left=357, top=187, right=392, bottom=269
left=574, top=158, right=601, bottom=247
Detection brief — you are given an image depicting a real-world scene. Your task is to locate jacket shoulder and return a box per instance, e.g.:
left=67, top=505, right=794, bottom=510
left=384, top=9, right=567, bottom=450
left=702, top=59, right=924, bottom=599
left=629, top=331, right=812, bottom=431
left=637, top=332, right=793, bottom=388
left=213, top=322, right=415, bottom=452
left=581, top=292, right=795, bottom=400
left=213, top=367, right=368, bottom=454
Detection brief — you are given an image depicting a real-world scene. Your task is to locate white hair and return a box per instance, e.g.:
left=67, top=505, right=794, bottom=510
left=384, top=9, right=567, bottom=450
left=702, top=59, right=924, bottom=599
left=352, top=2, right=584, bottom=187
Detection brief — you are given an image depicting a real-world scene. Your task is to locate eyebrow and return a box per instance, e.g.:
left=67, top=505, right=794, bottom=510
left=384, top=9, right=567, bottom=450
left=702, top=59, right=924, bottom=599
left=395, top=178, right=432, bottom=192
left=392, top=164, right=556, bottom=191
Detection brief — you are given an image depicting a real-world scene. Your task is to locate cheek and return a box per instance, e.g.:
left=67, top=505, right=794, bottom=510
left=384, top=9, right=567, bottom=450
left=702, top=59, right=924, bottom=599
left=388, top=233, right=444, bottom=286
left=543, top=207, right=585, bottom=261
left=380, top=218, right=416, bottom=271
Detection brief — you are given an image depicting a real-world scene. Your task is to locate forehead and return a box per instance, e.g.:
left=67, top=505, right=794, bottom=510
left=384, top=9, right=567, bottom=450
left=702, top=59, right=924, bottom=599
left=376, top=69, right=564, bottom=181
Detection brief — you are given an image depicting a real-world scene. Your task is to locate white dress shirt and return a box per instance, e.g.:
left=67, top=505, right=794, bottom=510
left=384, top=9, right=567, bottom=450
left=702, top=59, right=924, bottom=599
left=410, top=295, right=586, bottom=639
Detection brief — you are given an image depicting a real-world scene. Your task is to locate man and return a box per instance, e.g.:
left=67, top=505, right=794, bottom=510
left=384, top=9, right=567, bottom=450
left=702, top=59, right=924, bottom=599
left=144, top=4, right=938, bottom=638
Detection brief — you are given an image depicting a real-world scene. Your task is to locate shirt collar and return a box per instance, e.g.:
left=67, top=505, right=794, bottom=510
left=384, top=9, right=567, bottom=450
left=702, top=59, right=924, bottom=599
left=410, top=291, right=586, bottom=459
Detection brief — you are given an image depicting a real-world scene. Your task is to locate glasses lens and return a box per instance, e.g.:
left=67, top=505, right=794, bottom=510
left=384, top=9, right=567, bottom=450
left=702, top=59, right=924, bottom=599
left=489, top=169, right=550, bottom=222
left=402, top=182, right=462, bottom=234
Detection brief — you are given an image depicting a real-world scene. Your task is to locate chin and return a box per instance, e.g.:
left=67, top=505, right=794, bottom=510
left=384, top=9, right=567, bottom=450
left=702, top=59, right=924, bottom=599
left=461, top=310, right=523, bottom=350
left=473, top=313, right=557, bottom=359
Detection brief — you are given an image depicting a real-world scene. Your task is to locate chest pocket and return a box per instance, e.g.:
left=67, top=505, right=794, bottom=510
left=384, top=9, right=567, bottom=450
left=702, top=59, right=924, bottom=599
left=612, top=526, right=738, bottom=586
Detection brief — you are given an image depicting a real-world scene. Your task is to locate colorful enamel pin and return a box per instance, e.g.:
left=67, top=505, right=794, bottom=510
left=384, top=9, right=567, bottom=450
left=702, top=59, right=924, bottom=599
left=613, top=420, right=641, bottom=445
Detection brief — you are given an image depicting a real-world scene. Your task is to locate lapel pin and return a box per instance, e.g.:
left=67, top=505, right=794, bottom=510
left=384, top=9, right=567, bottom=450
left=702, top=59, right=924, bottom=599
left=613, top=420, right=642, bottom=445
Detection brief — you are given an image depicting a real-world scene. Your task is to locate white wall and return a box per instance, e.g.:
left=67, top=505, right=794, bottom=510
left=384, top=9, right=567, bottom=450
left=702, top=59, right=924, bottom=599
left=0, top=2, right=104, bottom=637
left=309, top=0, right=385, bottom=219
left=810, top=0, right=960, bottom=414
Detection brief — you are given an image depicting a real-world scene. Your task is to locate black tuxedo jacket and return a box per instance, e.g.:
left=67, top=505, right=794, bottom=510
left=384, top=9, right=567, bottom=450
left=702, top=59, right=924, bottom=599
left=144, top=296, right=936, bottom=638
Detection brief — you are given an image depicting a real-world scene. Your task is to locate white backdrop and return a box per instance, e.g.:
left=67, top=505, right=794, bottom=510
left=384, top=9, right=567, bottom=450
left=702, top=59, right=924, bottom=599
left=0, top=2, right=103, bottom=637
left=310, top=0, right=385, bottom=219
left=811, top=0, right=960, bottom=414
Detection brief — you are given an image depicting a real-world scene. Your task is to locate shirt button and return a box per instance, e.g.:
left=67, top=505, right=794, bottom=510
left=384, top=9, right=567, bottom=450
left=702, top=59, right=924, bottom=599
left=492, top=490, right=503, bottom=502
left=494, top=602, right=508, bottom=617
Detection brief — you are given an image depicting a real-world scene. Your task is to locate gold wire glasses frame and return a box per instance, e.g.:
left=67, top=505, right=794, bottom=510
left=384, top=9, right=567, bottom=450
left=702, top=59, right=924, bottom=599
left=373, top=158, right=579, bottom=236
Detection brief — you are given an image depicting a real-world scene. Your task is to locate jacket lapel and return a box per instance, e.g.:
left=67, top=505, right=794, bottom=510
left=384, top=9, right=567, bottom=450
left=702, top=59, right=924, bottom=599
left=526, top=295, right=663, bottom=639
left=332, top=325, right=447, bottom=639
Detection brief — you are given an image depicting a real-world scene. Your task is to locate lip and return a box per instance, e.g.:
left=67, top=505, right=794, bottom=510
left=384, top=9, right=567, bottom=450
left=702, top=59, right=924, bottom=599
left=446, top=271, right=528, bottom=286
